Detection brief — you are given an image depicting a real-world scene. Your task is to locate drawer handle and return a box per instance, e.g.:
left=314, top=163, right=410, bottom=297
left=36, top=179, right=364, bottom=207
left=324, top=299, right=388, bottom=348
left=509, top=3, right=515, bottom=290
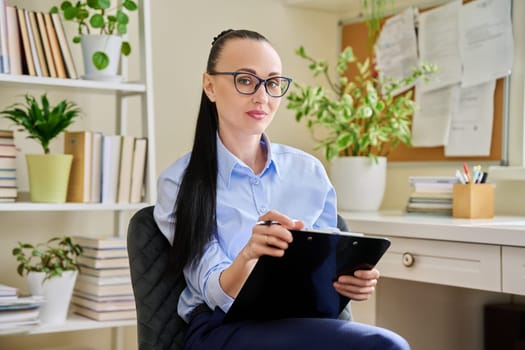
left=402, top=252, right=415, bottom=267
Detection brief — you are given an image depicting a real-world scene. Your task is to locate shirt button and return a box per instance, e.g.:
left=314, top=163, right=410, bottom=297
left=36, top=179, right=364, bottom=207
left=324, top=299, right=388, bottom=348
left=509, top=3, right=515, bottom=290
left=259, top=207, right=267, bottom=213
left=252, top=178, right=260, bottom=185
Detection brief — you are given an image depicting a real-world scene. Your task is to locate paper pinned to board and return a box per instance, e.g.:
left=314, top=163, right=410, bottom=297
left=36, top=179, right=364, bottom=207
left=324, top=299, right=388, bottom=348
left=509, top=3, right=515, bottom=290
left=459, top=0, right=513, bottom=88
left=445, top=81, right=496, bottom=156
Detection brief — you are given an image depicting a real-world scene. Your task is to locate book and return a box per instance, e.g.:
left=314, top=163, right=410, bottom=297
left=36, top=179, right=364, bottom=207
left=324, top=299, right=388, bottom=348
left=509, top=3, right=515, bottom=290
left=0, top=144, right=16, bottom=157
left=35, top=11, right=56, bottom=78
left=16, top=7, right=35, bottom=76
left=77, top=274, right=131, bottom=286
left=0, top=187, right=17, bottom=198
left=0, top=178, right=16, bottom=187
left=90, top=131, right=103, bottom=202
left=28, top=10, right=48, bottom=77
left=0, top=130, right=13, bottom=137
left=0, top=307, right=39, bottom=323
left=0, top=0, right=8, bottom=73
left=101, top=135, right=122, bottom=203
left=81, top=247, right=128, bottom=259
left=64, top=131, right=93, bottom=203
left=24, top=9, right=42, bottom=76
left=0, top=156, right=16, bottom=169
left=71, top=294, right=135, bottom=312
left=50, top=13, right=77, bottom=79
left=43, top=12, right=66, bottom=79
left=73, top=236, right=126, bottom=249
left=77, top=265, right=130, bottom=279
left=73, top=305, right=136, bottom=321
left=0, top=284, right=17, bottom=297
left=5, top=6, right=22, bottom=75
left=130, top=138, right=147, bottom=203
left=75, top=280, right=133, bottom=296
left=117, top=135, right=135, bottom=203
left=77, top=255, right=130, bottom=269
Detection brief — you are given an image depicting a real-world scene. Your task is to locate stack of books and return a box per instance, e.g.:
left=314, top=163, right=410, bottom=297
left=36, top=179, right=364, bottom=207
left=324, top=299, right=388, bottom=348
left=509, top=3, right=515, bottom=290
left=64, top=131, right=148, bottom=204
left=72, top=236, right=136, bottom=321
left=0, top=284, right=42, bottom=333
left=0, top=130, right=17, bottom=202
left=406, top=176, right=459, bottom=215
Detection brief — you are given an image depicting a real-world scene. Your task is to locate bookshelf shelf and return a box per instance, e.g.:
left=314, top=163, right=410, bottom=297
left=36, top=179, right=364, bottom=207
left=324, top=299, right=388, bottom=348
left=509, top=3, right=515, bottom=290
left=0, top=73, right=146, bottom=93
left=0, top=202, right=150, bottom=211
left=0, top=314, right=136, bottom=336
left=0, top=1, right=155, bottom=349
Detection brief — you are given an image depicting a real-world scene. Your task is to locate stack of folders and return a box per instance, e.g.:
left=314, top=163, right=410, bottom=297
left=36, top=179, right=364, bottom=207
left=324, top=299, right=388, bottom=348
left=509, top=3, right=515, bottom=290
left=0, top=284, right=42, bottom=334
left=72, top=236, right=136, bottom=321
left=64, top=131, right=148, bottom=205
left=0, top=130, right=17, bottom=202
left=406, top=176, right=460, bottom=215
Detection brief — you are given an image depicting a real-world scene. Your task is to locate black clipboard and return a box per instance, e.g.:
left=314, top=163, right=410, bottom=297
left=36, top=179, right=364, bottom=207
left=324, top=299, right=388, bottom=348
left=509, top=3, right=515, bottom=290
left=223, top=229, right=391, bottom=323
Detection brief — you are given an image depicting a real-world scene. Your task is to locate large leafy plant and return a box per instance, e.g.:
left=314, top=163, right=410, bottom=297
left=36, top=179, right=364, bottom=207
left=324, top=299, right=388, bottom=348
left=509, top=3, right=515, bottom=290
left=0, top=94, right=81, bottom=154
left=286, top=46, right=436, bottom=162
left=51, top=0, right=138, bottom=70
left=12, top=237, right=83, bottom=282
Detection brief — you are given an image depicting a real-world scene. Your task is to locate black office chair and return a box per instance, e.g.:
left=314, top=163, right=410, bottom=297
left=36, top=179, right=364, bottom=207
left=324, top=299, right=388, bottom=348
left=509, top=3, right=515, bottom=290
left=127, top=206, right=352, bottom=350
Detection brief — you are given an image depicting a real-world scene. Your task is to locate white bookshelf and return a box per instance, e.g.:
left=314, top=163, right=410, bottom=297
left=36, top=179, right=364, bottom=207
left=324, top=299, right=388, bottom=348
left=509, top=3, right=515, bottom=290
left=0, top=314, right=136, bottom=336
left=0, top=1, right=156, bottom=349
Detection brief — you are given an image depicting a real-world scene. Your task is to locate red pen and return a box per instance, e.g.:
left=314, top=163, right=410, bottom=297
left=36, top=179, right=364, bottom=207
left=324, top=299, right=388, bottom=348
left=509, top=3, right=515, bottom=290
left=463, top=163, right=471, bottom=183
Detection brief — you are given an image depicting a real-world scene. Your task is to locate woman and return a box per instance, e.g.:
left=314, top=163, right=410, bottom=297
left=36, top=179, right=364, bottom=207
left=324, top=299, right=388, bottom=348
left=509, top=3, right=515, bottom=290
left=154, top=29, right=409, bottom=350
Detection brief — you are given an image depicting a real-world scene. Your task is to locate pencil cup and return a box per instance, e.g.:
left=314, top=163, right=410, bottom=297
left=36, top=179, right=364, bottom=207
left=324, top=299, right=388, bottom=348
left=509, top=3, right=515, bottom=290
left=452, top=184, right=494, bottom=219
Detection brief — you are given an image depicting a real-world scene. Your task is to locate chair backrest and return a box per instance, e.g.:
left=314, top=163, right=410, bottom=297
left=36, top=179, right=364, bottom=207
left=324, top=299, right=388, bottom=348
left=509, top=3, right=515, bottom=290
left=128, top=206, right=352, bottom=350
left=127, top=205, right=187, bottom=350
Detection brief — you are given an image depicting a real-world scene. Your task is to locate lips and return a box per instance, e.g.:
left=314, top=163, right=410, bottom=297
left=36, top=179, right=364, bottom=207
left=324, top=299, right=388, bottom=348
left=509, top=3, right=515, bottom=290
left=247, top=110, right=267, bottom=120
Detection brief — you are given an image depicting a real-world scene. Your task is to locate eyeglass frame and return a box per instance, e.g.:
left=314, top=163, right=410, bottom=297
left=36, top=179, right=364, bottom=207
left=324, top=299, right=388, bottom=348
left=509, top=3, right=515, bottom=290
left=208, top=71, right=293, bottom=98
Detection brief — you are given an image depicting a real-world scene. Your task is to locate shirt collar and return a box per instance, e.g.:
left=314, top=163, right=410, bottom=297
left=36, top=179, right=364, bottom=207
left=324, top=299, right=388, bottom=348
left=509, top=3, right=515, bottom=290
left=216, top=133, right=280, bottom=187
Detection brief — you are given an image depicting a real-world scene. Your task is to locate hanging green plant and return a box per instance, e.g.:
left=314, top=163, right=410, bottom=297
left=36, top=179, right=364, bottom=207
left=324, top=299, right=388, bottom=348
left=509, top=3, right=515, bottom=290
left=362, top=0, right=393, bottom=48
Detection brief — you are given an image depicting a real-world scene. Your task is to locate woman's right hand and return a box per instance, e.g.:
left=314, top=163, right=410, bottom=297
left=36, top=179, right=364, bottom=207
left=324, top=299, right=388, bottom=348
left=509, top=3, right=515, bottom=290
left=220, top=210, right=304, bottom=298
left=240, top=210, right=305, bottom=262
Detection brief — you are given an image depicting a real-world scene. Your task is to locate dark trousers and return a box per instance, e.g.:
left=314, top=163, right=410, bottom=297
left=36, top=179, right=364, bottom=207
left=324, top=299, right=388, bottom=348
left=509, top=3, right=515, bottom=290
left=183, top=307, right=410, bottom=350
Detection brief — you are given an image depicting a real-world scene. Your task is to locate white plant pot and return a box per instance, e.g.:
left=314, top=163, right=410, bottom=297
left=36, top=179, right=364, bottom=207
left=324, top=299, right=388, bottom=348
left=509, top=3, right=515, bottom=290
left=81, top=34, right=123, bottom=81
left=330, top=156, right=387, bottom=211
left=26, top=270, right=78, bottom=325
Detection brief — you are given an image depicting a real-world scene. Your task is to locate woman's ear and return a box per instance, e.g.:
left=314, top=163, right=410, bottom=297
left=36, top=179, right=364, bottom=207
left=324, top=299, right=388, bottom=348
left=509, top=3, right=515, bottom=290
left=203, top=73, right=216, bottom=102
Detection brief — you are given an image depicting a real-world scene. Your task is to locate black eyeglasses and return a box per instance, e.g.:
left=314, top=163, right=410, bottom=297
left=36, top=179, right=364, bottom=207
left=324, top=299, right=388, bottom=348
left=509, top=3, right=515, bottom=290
left=209, top=71, right=292, bottom=98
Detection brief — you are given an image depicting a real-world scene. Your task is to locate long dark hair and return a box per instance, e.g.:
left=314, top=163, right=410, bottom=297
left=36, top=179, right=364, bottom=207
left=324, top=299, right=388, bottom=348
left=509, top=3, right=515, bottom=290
left=171, top=29, right=269, bottom=275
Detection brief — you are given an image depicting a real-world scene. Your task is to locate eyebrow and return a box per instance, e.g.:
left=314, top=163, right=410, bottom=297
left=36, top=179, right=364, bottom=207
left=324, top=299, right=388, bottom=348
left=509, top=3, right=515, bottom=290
left=236, top=68, right=282, bottom=77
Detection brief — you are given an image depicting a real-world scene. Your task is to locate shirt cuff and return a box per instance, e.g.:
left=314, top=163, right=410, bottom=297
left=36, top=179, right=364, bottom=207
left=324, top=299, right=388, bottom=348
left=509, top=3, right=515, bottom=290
left=205, top=269, right=234, bottom=313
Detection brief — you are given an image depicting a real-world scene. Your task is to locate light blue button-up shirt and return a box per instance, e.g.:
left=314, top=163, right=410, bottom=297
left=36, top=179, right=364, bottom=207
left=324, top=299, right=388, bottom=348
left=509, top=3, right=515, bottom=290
left=154, top=134, right=337, bottom=322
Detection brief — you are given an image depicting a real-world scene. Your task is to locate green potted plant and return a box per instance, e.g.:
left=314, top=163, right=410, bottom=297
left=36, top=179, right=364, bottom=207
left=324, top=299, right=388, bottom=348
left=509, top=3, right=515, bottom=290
left=0, top=94, right=81, bottom=203
left=286, top=46, right=436, bottom=211
left=51, top=0, right=138, bottom=80
left=12, top=236, right=83, bottom=324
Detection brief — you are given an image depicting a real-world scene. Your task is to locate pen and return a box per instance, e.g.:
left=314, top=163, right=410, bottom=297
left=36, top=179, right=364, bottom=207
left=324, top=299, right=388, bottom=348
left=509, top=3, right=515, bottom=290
left=463, top=163, right=471, bottom=183
left=256, top=220, right=281, bottom=226
left=455, top=169, right=466, bottom=184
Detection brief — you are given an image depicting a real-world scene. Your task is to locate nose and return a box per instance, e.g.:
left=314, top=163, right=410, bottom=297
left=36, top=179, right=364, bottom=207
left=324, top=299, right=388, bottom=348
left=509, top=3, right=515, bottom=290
left=252, top=82, right=269, bottom=104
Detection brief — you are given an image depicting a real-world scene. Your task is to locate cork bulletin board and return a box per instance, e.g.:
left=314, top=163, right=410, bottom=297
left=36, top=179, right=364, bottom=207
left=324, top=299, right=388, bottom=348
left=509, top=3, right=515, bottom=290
left=340, top=1, right=507, bottom=163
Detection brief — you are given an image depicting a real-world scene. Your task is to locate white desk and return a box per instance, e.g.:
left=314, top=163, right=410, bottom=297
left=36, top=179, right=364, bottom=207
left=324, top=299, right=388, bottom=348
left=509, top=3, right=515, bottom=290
left=339, top=211, right=525, bottom=296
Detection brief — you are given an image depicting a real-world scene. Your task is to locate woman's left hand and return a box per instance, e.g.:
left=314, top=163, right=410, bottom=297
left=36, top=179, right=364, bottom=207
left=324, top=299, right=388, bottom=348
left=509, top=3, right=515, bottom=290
left=333, top=268, right=380, bottom=301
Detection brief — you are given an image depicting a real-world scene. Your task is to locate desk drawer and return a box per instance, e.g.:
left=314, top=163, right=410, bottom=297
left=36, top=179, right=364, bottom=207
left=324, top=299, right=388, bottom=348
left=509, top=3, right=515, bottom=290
left=376, top=237, right=501, bottom=292
left=502, top=246, right=525, bottom=295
